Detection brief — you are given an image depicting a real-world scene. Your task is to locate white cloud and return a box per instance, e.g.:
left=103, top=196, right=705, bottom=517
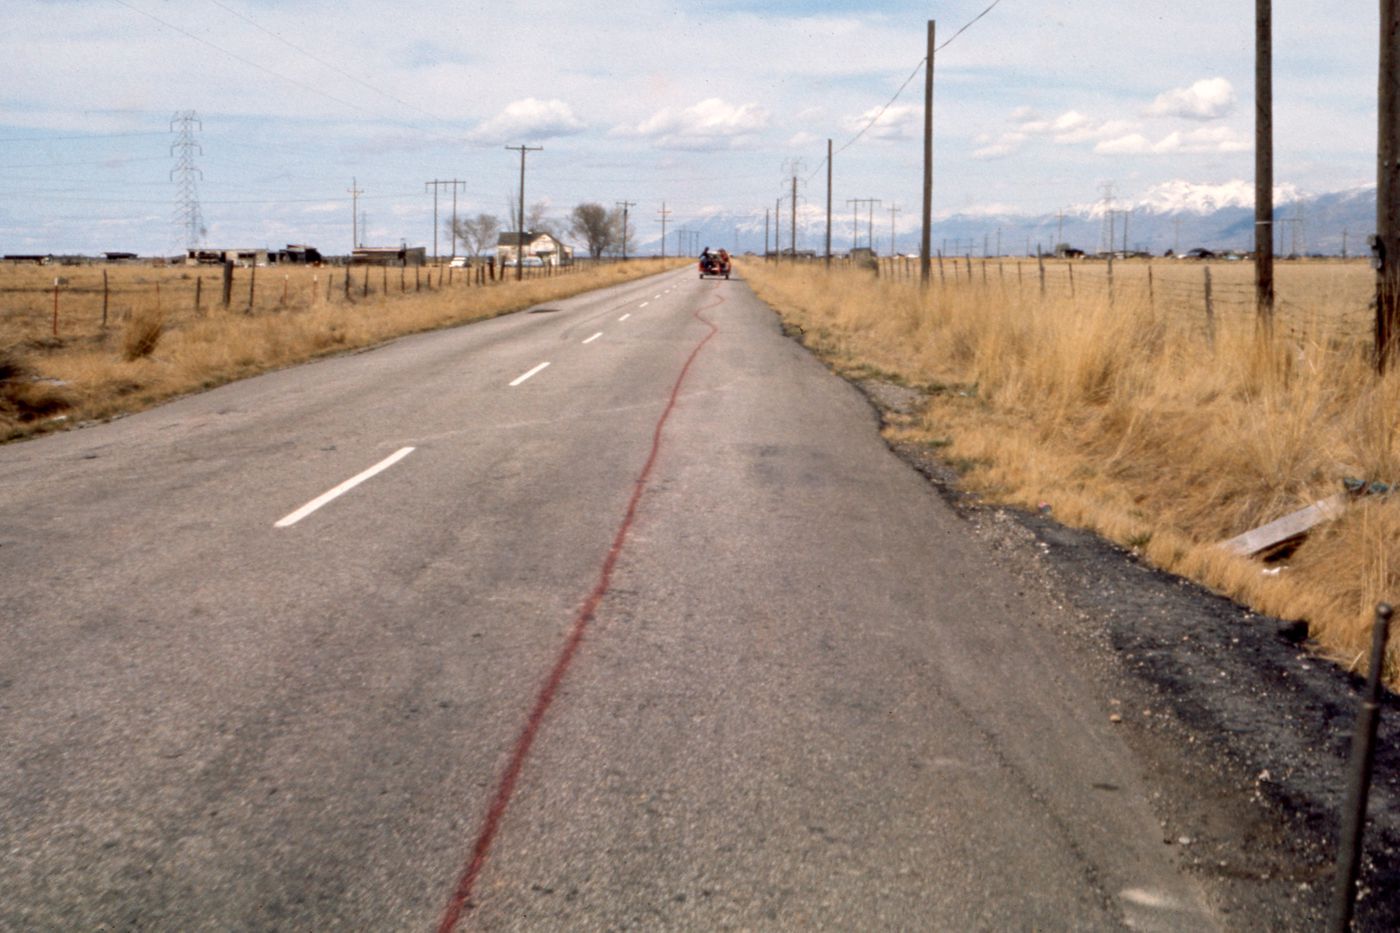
left=629, top=98, right=769, bottom=151
left=1146, top=78, right=1236, bottom=120
left=788, top=130, right=821, bottom=147
left=1095, top=125, right=1249, bottom=155
left=467, top=98, right=586, bottom=143
left=973, top=108, right=1137, bottom=159
left=844, top=103, right=917, bottom=141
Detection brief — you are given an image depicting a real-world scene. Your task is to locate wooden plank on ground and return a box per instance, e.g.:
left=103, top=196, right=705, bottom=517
left=1219, top=492, right=1351, bottom=558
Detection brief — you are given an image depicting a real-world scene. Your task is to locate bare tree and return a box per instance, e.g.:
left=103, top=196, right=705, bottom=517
left=570, top=203, right=620, bottom=259
left=504, top=192, right=560, bottom=238
left=451, top=213, right=502, bottom=259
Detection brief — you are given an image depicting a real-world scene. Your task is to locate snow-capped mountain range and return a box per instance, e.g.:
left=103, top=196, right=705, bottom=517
left=638, top=181, right=1377, bottom=258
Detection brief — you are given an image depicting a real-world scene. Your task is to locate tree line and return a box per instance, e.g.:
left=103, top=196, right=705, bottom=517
left=448, top=201, right=635, bottom=261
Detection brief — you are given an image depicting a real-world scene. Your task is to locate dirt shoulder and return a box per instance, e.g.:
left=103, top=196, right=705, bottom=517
left=847, top=371, right=1399, bottom=930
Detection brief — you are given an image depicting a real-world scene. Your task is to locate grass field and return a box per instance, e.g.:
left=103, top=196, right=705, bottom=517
left=742, top=256, right=1398, bottom=686
left=0, top=258, right=682, bottom=442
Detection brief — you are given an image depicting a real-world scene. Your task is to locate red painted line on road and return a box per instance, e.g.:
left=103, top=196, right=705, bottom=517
left=436, top=287, right=725, bottom=932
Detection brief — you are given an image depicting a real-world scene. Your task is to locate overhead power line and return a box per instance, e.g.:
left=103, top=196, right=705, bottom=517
left=808, top=0, right=1005, bottom=180
left=202, top=0, right=449, bottom=124
left=109, top=0, right=377, bottom=117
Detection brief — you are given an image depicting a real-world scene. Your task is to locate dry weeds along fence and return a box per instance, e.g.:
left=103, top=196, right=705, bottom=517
left=0, top=258, right=679, bottom=442
left=743, top=258, right=1398, bottom=687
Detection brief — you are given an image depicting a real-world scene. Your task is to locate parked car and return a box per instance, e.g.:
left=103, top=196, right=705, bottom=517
left=448, top=256, right=469, bottom=268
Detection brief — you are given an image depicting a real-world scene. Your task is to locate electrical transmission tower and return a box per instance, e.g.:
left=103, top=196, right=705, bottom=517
left=1098, top=181, right=1116, bottom=254
left=170, top=111, right=205, bottom=252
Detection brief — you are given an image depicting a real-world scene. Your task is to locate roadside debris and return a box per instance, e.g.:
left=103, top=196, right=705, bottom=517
left=1219, top=479, right=1392, bottom=559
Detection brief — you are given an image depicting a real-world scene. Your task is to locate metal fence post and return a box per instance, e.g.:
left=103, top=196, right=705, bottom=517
left=1330, top=603, right=1394, bottom=932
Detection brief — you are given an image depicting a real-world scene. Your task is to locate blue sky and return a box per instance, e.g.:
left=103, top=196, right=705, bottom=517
left=0, top=0, right=1381, bottom=254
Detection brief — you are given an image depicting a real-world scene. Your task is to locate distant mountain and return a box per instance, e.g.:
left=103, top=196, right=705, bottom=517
left=635, top=181, right=1377, bottom=258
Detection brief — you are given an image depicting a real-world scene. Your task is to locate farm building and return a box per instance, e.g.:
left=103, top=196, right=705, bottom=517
left=186, top=248, right=268, bottom=267
left=497, top=232, right=574, bottom=266
left=102, top=251, right=139, bottom=263
left=351, top=246, right=426, bottom=266
left=274, top=244, right=323, bottom=264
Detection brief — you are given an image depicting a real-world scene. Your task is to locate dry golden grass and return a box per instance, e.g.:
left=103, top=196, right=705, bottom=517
left=743, top=257, right=1399, bottom=685
left=0, top=258, right=682, bottom=441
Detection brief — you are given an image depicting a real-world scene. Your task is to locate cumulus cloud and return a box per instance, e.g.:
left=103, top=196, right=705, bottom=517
left=844, top=103, right=918, bottom=141
left=1095, top=125, right=1249, bottom=155
left=972, top=108, right=1137, bottom=159
left=467, top=98, right=586, bottom=143
left=1145, top=78, right=1236, bottom=120
left=629, top=98, right=769, bottom=150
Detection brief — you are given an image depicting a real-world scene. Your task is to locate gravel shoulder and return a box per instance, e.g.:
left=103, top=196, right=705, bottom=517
left=847, top=373, right=1400, bottom=931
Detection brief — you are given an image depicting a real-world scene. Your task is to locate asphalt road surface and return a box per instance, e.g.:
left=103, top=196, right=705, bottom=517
left=1, top=267, right=1221, bottom=930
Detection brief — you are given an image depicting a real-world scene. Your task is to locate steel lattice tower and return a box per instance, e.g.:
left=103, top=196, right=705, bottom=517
left=170, top=111, right=205, bottom=251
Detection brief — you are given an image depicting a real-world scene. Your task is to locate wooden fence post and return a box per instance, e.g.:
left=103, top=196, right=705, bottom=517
left=1147, top=264, right=1155, bottom=311
left=381, top=265, right=387, bottom=294
left=343, top=264, right=351, bottom=300
left=362, top=264, right=369, bottom=298
left=102, top=269, right=110, bottom=327
left=1106, top=253, right=1114, bottom=306
left=1204, top=265, right=1216, bottom=345
left=51, top=279, right=59, bottom=337
left=1068, top=263, right=1076, bottom=298
left=1038, top=254, right=1046, bottom=297
left=194, top=275, right=202, bottom=315
left=221, top=260, right=234, bottom=309
left=247, top=264, right=255, bottom=313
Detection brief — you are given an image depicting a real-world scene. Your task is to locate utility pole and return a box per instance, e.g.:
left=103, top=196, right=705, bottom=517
left=920, top=18, right=935, bottom=285
left=348, top=178, right=363, bottom=251
left=826, top=138, right=833, bottom=267
left=657, top=202, right=671, bottom=259
left=425, top=180, right=465, bottom=264
left=764, top=208, right=770, bottom=257
left=775, top=196, right=782, bottom=262
left=1056, top=209, right=1065, bottom=248
left=506, top=144, right=542, bottom=281
left=1256, top=0, right=1275, bottom=329
left=847, top=199, right=881, bottom=252
left=615, top=200, right=637, bottom=260
left=889, top=203, right=902, bottom=256
left=791, top=174, right=798, bottom=257
left=1377, top=0, right=1400, bottom=371
left=848, top=199, right=859, bottom=248
left=782, top=158, right=805, bottom=259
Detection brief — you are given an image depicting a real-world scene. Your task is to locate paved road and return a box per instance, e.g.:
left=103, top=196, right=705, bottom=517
left=1, top=268, right=1218, bottom=930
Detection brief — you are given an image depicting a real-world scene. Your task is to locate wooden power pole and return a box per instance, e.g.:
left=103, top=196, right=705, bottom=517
left=1255, top=0, right=1275, bottom=330
left=1378, top=0, right=1400, bottom=371
left=506, top=145, right=542, bottom=280
left=826, top=138, right=833, bottom=267
left=920, top=20, right=935, bottom=285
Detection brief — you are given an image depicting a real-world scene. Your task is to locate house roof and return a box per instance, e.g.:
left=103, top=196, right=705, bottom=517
left=498, top=231, right=563, bottom=247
